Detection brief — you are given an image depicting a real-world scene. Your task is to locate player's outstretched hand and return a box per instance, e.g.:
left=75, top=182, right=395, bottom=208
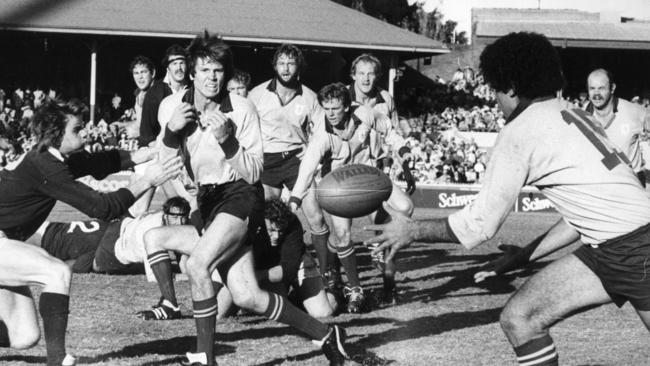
left=473, top=244, right=524, bottom=283
left=363, top=202, right=414, bottom=262
left=143, top=156, right=183, bottom=187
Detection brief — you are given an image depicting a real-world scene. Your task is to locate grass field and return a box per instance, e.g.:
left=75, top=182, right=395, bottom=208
left=0, top=203, right=648, bottom=365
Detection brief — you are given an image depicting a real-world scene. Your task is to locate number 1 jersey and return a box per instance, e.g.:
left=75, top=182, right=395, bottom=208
left=449, top=98, right=650, bottom=248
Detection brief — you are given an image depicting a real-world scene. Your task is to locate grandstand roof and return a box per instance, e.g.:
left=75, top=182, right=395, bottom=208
left=474, top=8, right=650, bottom=50
left=0, top=0, right=448, bottom=55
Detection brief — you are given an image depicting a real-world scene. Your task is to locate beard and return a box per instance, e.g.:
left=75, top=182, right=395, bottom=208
left=275, top=72, right=300, bottom=89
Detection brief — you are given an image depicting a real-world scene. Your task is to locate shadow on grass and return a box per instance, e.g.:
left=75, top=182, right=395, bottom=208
left=76, top=336, right=235, bottom=365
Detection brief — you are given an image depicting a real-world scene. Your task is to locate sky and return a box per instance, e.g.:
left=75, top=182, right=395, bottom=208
left=411, top=0, right=650, bottom=37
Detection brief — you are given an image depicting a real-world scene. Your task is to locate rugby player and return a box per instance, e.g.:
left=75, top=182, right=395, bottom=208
left=366, top=32, right=650, bottom=366
left=226, top=69, right=251, bottom=98
left=129, top=55, right=156, bottom=139
left=0, top=100, right=181, bottom=366
left=349, top=53, right=415, bottom=304
left=139, top=198, right=337, bottom=320
left=248, top=45, right=337, bottom=295
left=26, top=197, right=190, bottom=279
left=289, top=83, right=413, bottom=313
left=151, top=32, right=348, bottom=366
left=474, top=68, right=650, bottom=283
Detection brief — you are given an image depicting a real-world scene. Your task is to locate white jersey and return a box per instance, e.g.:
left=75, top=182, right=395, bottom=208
left=350, top=86, right=396, bottom=164
left=449, top=98, right=650, bottom=248
left=587, top=98, right=650, bottom=172
left=249, top=79, right=322, bottom=153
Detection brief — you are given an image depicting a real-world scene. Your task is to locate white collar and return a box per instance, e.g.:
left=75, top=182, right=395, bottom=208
left=48, top=147, right=65, bottom=162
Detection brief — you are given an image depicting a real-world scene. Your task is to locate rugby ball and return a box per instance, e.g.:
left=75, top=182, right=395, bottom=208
left=316, top=164, right=392, bottom=218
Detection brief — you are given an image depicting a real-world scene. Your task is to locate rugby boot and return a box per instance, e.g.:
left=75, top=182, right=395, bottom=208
left=61, top=354, right=77, bottom=366
left=344, top=286, right=366, bottom=313
left=137, top=298, right=181, bottom=320
left=314, top=325, right=349, bottom=366
left=179, top=351, right=216, bottom=366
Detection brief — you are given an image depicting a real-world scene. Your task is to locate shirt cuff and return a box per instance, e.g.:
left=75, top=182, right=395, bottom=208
left=162, top=126, right=182, bottom=148
left=219, top=134, right=240, bottom=159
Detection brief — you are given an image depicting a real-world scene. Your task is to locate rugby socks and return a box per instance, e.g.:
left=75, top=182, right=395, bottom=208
left=193, top=297, right=218, bottom=366
left=0, top=320, right=9, bottom=347
left=39, top=292, right=69, bottom=366
left=148, top=251, right=178, bottom=306
left=337, top=241, right=361, bottom=287
left=514, top=334, right=559, bottom=366
left=263, top=292, right=330, bottom=341
left=311, top=228, right=331, bottom=274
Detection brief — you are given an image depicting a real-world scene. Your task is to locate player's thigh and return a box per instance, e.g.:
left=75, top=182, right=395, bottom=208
left=503, top=253, right=611, bottom=329
left=386, top=183, right=413, bottom=215
left=190, top=213, right=248, bottom=269
left=0, top=239, right=68, bottom=287
left=144, top=225, right=199, bottom=254
left=263, top=184, right=282, bottom=200
left=329, top=215, right=352, bottom=245
left=0, top=286, right=39, bottom=345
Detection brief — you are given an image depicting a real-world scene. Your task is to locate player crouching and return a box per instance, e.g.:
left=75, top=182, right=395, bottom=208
left=289, top=83, right=413, bottom=312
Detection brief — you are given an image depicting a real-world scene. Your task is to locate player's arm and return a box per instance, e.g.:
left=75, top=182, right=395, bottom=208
left=348, top=107, right=373, bottom=157
left=289, top=135, right=327, bottom=210
left=474, top=218, right=580, bottom=283
left=219, top=101, right=264, bottom=184
left=365, top=126, right=529, bottom=260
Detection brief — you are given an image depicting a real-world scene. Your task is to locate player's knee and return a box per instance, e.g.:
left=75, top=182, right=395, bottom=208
left=44, top=259, right=72, bottom=289
left=10, top=327, right=40, bottom=349
left=499, top=303, right=533, bottom=337
left=185, top=256, right=209, bottom=281
left=229, top=287, right=257, bottom=312
left=143, top=228, right=162, bottom=252
left=307, top=304, right=334, bottom=318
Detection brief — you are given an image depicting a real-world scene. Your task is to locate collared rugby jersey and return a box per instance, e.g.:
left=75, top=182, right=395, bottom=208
left=159, top=88, right=264, bottom=186
left=449, top=98, right=650, bottom=248
left=586, top=98, right=650, bottom=172
left=350, top=86, right=397, bottom=164
left=291, top=105, right=374, bottom=200
left=249, top=79, right=322, bottom=153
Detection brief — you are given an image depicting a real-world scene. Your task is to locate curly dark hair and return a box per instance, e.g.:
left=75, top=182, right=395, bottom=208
left=30, top=99, right=86, bottom=152
left=186, top=31, right=234, bottom=84
left=272, top=44, right=305, bottom=75
left=317, top=82, right=351, bottom=108
left=230, top=69, right=252, bottom=88
left=479, top=32, right=565, bottom=100
left=129, top=55, right=155, bottom=74
left=264, top=198, right=294, bottom=232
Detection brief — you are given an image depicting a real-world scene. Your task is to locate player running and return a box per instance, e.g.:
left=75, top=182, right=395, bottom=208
left=150, top=32, right=348, bottom=366
left=289, top=83, right=413, bottom=313
left=0, top=100, right=181, bottom=366
left=474, top=67, right=650, bottom=284
left=367, top=32, right=650, bottom=366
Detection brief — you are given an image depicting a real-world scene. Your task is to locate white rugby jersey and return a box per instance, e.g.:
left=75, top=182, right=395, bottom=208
left=587, top=98, right=650, bottom=172
left=291, top=105, right=374, bottom=200
left=350, top=86, right=396, bottom=164
left=158, top=89, right=263, bottom=186
left=248, top=79, right=322, bottom=153
left=449, top=98, right=650, bottom=248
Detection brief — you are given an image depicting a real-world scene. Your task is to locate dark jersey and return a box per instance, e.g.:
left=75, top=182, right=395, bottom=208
left=253, top=215, right=305, bottom=287
left=0, top=149, right=135, bottom=241
left=41, top=220, right=114, bottom=273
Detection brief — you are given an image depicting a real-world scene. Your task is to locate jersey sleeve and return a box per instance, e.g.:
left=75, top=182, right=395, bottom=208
left=448, top=125, right=530, bottom=249
left=66, top=149, right=123, bottom=180
left=291, top=132, right=329, bottom=200
left=279, top=218, right=306, bottom=285
left=223, top=99, right=264, bottom=184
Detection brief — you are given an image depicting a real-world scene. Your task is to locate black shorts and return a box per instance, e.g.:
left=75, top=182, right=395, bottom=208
left=261, top=149, right=302, bottom=190
left=42, top=220, right=109, bottom=273
left=197, top=179, right=266, bottom=280
left=93, top=221, right=143, bottom=274
left=574, top=222, right=650, bottom=311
